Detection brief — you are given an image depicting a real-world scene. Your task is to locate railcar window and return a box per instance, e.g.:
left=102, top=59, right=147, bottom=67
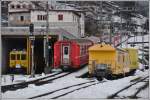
left=21, top=54, right=26, bottom=60
left=11, top=54, right=16, bottom=60
left=82, top=46, right=84, bottom=55
left=118, top=55, right=120, bottom=63
left=17, top=54, right=20, bottom=60
left=80, top=46, right=82, bottom=55
left=85, top=46, right=86, bottom=53
left=64, top=47, right=68, bottom=55
left=84, top=46, right=86, bottom=54
left=122, top=55, right=124, bottom=62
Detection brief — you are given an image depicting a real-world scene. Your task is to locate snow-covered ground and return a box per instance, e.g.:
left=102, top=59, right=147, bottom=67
left=60, top=70, right=149, bottom=99
left=1, top=72, right=59, bottom=86
left=2, top=34, right=149, bottom=99
left=2, top=66, right=90, bottom=99
left=2, top=69, right=149, bottom=99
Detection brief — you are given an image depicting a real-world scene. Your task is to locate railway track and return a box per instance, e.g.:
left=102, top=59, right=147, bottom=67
left=2, top=66, right=87, bottom=93
left=1, top=72, right=71, bottom=93
left=128, top=81, right=149, bottom=99
left=107, top=76, right=149, bottom=99
left=29, top=80, right=106, bottom=99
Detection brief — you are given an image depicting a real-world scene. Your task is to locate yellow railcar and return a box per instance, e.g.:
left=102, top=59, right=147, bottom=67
left=88, top=43, right=130, bottom=79
left=9, top=50, right=28, bottom=73
left=125, top=48, right=139, bottom=72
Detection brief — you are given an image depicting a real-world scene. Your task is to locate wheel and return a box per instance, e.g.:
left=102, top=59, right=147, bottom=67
left=106, top=74, right=113, bottom=80
left=44, top=66, right=52, bottom=74
left=61, top=66, right=68, bottom=72
left=96, top=76, right=103, bottom=81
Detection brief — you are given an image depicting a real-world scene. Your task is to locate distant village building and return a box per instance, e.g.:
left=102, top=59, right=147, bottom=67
left=8, top=1, right=34, bottom=26
left=8, top=1, right=85, bottom=38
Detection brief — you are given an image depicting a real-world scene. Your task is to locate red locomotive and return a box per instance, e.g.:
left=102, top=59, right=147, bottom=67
left=53, top=39, right=93, bottom=70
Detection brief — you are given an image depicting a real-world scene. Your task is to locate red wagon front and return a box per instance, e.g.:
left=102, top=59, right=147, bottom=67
left=53, top=39, right=93, bottom=70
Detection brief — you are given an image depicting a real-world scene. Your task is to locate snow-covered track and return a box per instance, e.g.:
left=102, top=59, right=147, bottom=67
left=34, top=72, right=71, bottom=86
left=128, top=81, right=149, bottom=99
left=2, top=66, right=88, bottom=93
left=51, top=80, right=106, bottom=99
left=128, top=42, right=149, bottom=44
left=107, top=76, right=149, bottom=99
left=29, top=80, right=106, bottom=99
left=1, top=72, right=64, bottom=93
left=29, top=80, right=95, bottom=99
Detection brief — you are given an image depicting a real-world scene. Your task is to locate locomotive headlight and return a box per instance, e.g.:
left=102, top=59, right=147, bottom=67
left=16, top=64, right=21, bottom=68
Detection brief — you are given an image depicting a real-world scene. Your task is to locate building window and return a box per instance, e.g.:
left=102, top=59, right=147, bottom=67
left=43, top=15, right=47, bottom=20
left=22, top=4, right=26, bottom=8
left=37, top=15, right=47, bottom=20
left=29, top=4, right=32, bottom=9
left=20, top=16, right=24, bottom=21
left=17, top=5, right=21, bottom=8
left=37, top=15, right=41, bottom=20
left=58, top=14, right=63, bottom=20
left=11, top=5, right=15, bottom=9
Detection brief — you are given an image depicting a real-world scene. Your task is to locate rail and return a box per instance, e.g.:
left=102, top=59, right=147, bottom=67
left=1, top=72, right=63, bottom=93
left=128, top=42, right=149, bottom=44
left=29, top=80, right=107, bottom=99
left=107, top=76, right=149, bottom=99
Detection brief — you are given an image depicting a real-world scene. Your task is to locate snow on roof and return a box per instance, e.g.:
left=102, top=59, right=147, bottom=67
left=131, top=17, right=147, bottom=25
left=85, top=36, right=99, bottom=43
left=120, top=35, right=149, bottom=53
left=112, top=15, right=126, bottom=23
left=89, top=43, right=115, bottom=51
left=136, top=27, right=143, bottom=32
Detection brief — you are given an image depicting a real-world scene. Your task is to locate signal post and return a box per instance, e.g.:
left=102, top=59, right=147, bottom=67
left=29, top=23, right=35, bottom=77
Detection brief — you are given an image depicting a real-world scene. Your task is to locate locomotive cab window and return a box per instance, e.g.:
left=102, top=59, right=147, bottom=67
left=64, top=47, right=68, bottom=55
left=11, top=54, right=16, bottom=60
left=21, top=54, right=26, bottom=60
left=17, top=54, right=20, bottom=60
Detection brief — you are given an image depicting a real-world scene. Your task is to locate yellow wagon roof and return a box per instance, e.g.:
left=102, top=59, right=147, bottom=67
left=89, top=43, right=115, bottom=51
left=10, top=50, right=27, bottom=54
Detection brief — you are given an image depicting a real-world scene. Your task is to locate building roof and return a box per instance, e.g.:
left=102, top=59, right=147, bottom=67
left=85, top=36, right=99, bottom=43
left=8, top=1, right=83, bottom=17
left=31, top=9, right=82, bottom=17
left=89, top=43, right=116, bottom=51
left=71, top=39, right=92, bottom=44
left=1, top=27, right=76, bottom=39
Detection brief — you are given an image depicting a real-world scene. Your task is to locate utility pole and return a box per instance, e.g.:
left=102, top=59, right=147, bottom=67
left=97, top=1, right=103, bottom=43
left=29, top=23, right=35, bottom=77
left=100, top=1, right=103, bottom=43
left=0, top=0, right=1, bottom=75
left=120, top=10, right=122, bottom=47
left=142, top=24, right=144, bottom=69
left=44, top=1, right=51, bottom=74
left=110, top=13, right=113, bottom=45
